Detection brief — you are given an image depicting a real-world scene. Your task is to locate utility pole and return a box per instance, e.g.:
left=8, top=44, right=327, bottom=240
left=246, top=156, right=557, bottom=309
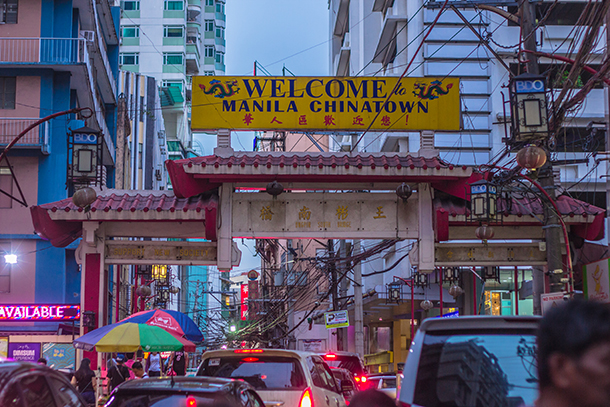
left=353, top=240, right=364, bottom=356
left=115, top=94, right=127, bottom=189
left=328, top=239, right=342, bottom=351
left=520, top=0, right=564, bottom=311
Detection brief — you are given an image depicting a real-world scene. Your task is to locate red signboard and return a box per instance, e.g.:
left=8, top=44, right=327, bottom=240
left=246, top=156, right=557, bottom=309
left=240, top=284, right=248, bottom=321
left=0, top=304, right=80, bottom=321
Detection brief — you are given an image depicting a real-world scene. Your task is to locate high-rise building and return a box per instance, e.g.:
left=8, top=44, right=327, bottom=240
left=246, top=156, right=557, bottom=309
left=0, top=0, right=120, bottom=358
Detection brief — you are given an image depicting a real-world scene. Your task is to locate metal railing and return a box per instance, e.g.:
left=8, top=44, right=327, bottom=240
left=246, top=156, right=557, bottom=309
left=0, top=118, right=49, bottom=151
left=0, top=38, right=86, bottom=64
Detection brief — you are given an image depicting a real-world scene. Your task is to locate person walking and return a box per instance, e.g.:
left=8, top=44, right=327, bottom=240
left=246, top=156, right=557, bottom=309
left=146, top=351, right=164, bottom=377
left=168, top=350, right=188, bottom=376
left=131, top=361, right=149, bottom=379
left=535, top=299, right=610, bottom=407
left=71, top=358, right=97, bottom=405
left=107, top=354, right=130, bottom=391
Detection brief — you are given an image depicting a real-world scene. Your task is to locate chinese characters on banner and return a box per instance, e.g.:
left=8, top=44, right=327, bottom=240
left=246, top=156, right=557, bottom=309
left=192, top=76, right=460, bottom=132
left=240, top=284, right=248, bottom=321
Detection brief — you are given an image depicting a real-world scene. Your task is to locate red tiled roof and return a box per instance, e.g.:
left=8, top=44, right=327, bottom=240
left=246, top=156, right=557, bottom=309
left=166, top=152, right=472, bottom=198
left=435, top=194, right=605, bottom=241
left=30, top=192, right=218, bottom=248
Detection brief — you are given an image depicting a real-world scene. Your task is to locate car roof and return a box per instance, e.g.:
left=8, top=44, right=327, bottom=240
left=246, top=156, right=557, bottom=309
left=318, top=351, right=361, bottom=357
left=0, top=361, right=66, bottom=388
left=367, top=373, right=396, bottom=378
left=116, top=377, right=245, bottom=392
left=202, top=348, right=320, bottom=358
left=419, top=315, right=540, bottom=332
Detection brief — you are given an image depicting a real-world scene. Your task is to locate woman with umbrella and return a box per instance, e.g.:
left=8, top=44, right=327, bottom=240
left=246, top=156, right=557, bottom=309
left=71, top=358, right=97, bottom=405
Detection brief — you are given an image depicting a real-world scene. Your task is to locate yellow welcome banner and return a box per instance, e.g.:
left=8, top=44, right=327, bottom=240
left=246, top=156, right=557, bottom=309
left=192, top=76, right=460, bottom=132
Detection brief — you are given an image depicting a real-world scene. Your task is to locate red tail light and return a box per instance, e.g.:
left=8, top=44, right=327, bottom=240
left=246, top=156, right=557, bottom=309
left=299, top=387, right=314, bottom=407
left=186, top=396, right=197, bottom=407
left=242, top=357, right=259, bottom=362
left=324, top=353, right=337, bottom=359
left=234, top=349, right=264, bottom=353
left=360, top=376, right=367, bottom=383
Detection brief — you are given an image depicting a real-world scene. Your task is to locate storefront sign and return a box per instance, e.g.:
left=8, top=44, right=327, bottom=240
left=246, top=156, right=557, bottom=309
left=43, top=343, right=75, bottom=370
left=240, top=284, right=248, bottom=321
left=325, top=310, right=349, bottom=329
left=0, top=304, right=80, bottom=321
left=192, top=76, right=460, bottom=131
left=8, top=343, right=41, bottom=362
left=583, top=257, right=610, bottom=303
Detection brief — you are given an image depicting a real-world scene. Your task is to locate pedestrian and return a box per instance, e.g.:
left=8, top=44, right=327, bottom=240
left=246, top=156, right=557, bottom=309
left=348, top=389, right=396, bottom=407
left=37, top=357, right=47, bottom=365
left=124, top=352, right=136, bottom=379
left=71, top=358, right=97, bottom=405
left=146, top=351, right=164, bottom=377
left=167, top=350, right=188, bottom=376
left=536, top=299, right=610, bottom=407
left=107, top=354, right=130, bottom=391
left=131, top=361, right=149, bottom=379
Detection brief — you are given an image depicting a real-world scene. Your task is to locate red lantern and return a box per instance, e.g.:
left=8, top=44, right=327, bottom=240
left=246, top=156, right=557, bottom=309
left=476, top=224, right=495, bottom=240
left=516, top=145, right=547, bottom=170
left=72, top=187, right=97, bottom=208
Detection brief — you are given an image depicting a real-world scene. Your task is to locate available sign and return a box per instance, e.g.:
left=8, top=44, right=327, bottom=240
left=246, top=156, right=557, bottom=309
left=325, top=310, right=349, bottom=329
left=0, top=304, right=80, bottom=321
left=192, top=76, right=460, bottom=132
left=583, top=257, right=610, bottom=303
left=8, top=343, right=41, bottom=362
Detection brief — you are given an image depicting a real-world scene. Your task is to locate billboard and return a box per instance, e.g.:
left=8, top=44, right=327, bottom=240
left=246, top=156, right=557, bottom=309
left=325, top=310, right=349, bottom=329
left=192, top=76, right=460, bottom=131
left=8, top=342, right=41, bottom=362
left=583, top=257, right=610, bottom=303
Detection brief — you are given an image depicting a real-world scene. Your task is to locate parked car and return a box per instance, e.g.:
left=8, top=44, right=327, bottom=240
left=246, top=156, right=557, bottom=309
left=330, top=368, right=358, bottom=404
left=0, top=360, right=88, bottom=407
left=398, top=316, right=540, bottom=407
left=197, top=349, right=348, bottom=407
left=104, top=376, right=266, bottom=407
left=366, top=373, right=398, bottom=399
left=320, top=351, right=368, bottom=388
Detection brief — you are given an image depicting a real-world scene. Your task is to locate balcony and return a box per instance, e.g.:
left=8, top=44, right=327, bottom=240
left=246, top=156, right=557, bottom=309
left=335, top=32, right=351, bottom=76
left=0, top=38, right=115, bottom=164
left=333, top=0, right=349, bottom=37
left=188, top=0, right=202, bottom=21
left=0, top=119, right=50, bottom=153
left=186, top=44, right=201, bottom=75
left=373, top=15, right=407, bottom=65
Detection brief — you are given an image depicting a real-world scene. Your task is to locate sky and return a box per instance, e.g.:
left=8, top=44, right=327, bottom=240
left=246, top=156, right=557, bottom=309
left=209, top=0, right=330, bottom=276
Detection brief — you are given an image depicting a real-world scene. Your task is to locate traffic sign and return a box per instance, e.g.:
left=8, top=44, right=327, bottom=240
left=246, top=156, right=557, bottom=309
left=541, top=292, right=565, bottom=315
left=325, top=310, right=349, bottom=329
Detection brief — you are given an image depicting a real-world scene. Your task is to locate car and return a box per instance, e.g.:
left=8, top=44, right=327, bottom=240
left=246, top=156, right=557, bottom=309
left=365, top=373, right=398, bottom=399
left=398, top=316, right=540, bottom=407
left=319, top=351, right=368, bottom=388
left=0, top=360, right=88, bottom=407
left=104, top=376, right=266, bottom=407
left=330, top=368, right=358, bottom=404
left=197, top=349, right=348, bottom=407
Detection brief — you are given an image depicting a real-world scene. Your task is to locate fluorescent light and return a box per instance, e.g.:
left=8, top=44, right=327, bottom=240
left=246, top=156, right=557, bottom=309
left=4, top=254, right=17, bottom=264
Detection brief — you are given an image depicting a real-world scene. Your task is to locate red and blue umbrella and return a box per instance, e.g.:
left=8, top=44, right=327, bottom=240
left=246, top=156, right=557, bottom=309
left=121, top=309, right=203, bottom=342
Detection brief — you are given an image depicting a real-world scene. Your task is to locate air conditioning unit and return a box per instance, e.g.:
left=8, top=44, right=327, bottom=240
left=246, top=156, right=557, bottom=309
left=80, top=30, right=95, bottom=42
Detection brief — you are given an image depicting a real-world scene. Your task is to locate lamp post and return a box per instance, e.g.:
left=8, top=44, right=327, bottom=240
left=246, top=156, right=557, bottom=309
left=470, top=179, right=497, bottom=243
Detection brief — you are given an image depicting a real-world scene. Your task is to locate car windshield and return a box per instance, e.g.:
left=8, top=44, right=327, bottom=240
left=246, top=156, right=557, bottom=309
left=413, top=333, right=538, bottom=407
left=197, top=356, right=306, bottom=390
left=106, top=394, right=225, bottom=407
left=322, top=357, right=364, bottom=375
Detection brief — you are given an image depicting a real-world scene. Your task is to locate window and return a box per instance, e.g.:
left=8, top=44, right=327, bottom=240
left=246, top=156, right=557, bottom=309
left=216, top=1, right=224, bottom=13
left=204, top=46, right=215, bottom=58
left=119, top=53, right=139, bottom=65
left=308, top=357, right=339, bottom=393
left=205, top=20, right=214, bottom=32
left=0, top=241, right=11, bottom=293
left=0, top=77, right=16, bottom=110
left=0, top=167, right=12, bottom=208
left=163, top=53, right=183, bottom=65
left=215, top=26, right=224, bottom=39
left=205, top=0, right=214, bottom=5
left=164, top=0, right=183, bottom=10
left=122, top=0, right=140, bottom=10
left=163, top=25, right=184, bottom=38
left=162, top=80, right=184, bottom=92
left=215, top=51, right=224, bottom=64
left=121, top=26, right=139, bottom=38
left=1, top=0, right=18, bottom=23
left=48, top=378, right=82, bottom=407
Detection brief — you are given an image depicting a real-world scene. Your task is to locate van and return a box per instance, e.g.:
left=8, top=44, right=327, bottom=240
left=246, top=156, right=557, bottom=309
left=397, top=316, right=540, bottom=407
left=197, top=349, right=348, bottom=407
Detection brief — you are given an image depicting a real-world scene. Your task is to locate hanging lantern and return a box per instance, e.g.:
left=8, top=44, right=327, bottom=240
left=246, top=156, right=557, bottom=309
left=516, top=145, right=547, bottom=170
left=396, top=183, right=413, bottom=202
left=136, top=285, right=152, bottom=297
left=169, top=286, right=180, bottom=294
left=421, top=300, right=433, bottom=311
left=470, top=179, right=497, bottom=223
left=448, top=285, right=464, bottom=298
left=265, top=181, right=284, bottom=196
left=72, top=187, right=97, bottom=208
left=387, top=282, right=402, bottom=303
left=476, top=224, right=495, bottom=241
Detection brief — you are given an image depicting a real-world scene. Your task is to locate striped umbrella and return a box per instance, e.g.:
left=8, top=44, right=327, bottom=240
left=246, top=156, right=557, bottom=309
left=73, top=322, right=196, bottom=353
left=121, top=309, right=204, bottom=342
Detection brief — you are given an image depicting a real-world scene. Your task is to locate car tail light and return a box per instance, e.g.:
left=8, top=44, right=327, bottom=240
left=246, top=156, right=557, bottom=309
left=242, top=357, right=259, bottom=362
left=360, top=376, right=367, bottom=383
left=324, top=353, right=337, bottom=359
left=299, top=388, right=314, bottom=407
left=234, top=349, right=264, bottom=353
left=186, top=396, right=197, bottom=407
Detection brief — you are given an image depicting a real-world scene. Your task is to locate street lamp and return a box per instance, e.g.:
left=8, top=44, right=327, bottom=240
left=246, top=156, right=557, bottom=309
left=3, top=254, right=17, bottom=264
left=470, top=179, right=497, bottom=222
left=509, top=73, right=549, bottom=143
